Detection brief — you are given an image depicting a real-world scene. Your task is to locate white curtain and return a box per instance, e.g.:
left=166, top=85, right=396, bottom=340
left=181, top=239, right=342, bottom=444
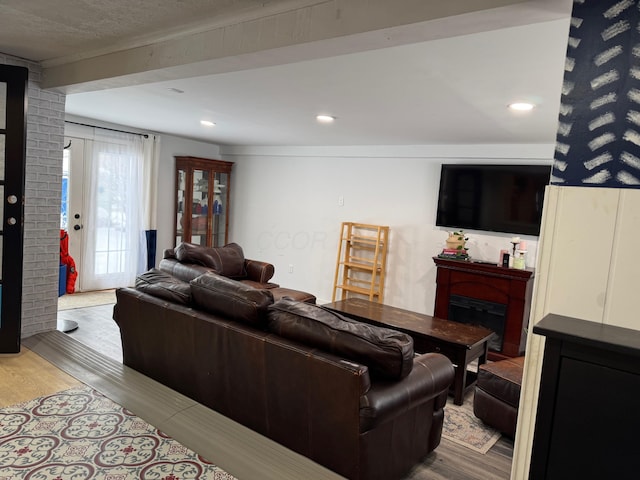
left=140, top=135, right=160, bottom=271
left=80, top=131, right=146, bottom=290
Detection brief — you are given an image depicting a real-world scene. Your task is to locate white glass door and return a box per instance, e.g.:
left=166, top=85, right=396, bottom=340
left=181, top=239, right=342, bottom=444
left=62, top=135, right=142, bottom=291
left=61, top=137, right=85, bottom=291
left=80, top=136, right=142, bottom=290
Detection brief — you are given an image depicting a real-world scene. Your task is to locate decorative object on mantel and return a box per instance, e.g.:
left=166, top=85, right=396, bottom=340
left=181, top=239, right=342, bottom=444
left=513, top=249, right=527, bottom=270
left=510, top=236, right=520, bottom=252
left=499, top=249, right=510, bottom=267
left=506, top=238, right=527, bottom=270
left=439, top=230, right=469, bottom=260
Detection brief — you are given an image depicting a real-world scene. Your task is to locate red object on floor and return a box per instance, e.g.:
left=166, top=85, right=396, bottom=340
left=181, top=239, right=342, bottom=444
left=60, top=229, right=78, bottom=294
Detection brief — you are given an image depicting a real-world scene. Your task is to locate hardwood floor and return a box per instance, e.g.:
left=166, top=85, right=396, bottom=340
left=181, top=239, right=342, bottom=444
left=57, top=303, right=122, bottom=361
left=0, top=348, right=80, bottom=407
left=7, top=303, right=515, bottom=479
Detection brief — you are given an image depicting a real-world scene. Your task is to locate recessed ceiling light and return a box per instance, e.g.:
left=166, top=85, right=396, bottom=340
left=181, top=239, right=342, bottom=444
left=200, top=120, right=216, bottom=127
left=508, top=102, right=535, bottom=111
left=316, top=114, right=336, bottom=123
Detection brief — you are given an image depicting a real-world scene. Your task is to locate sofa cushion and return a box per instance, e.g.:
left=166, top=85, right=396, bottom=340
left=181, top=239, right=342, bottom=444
left=190, top=272, right=274, bottom=327
left=267, top=298, right=414, bottom=380
left=135, top=268, right=192, bottom=305
left=175, top=242, right=246, bottom=279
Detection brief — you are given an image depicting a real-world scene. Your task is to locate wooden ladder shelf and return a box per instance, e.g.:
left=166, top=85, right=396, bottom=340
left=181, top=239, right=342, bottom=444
left=332, top=222, right=389, bottom=303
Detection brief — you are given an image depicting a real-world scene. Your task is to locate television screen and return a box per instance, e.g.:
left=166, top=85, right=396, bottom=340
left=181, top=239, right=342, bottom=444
left=435, top=164, right=551, bottom=236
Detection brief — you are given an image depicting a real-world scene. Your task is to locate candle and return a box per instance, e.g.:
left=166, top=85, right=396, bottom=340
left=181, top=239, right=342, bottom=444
left=519, top=240, right=527, bottom=251
left=511, top=236, right=520, bottom=244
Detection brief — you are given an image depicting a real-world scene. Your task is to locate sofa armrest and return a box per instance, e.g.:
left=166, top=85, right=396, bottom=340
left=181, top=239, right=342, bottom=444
left=359, top=352, right=454, bottom=432
left=244, top=259, right=275, bottom=284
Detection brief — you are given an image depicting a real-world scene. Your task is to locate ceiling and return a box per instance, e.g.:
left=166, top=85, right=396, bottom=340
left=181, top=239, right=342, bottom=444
left=0, top=0, right=573, bottom=146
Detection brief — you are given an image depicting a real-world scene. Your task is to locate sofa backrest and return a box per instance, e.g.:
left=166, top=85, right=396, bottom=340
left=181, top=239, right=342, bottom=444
left=268, top=297, right=414, bottom=380
left=190, top=272, right=273, bottom=327
left=135, top=269, right=413, bottom=379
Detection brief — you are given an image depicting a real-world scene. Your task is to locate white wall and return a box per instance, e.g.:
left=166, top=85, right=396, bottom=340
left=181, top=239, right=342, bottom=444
left=221, top=144, right=553, bottom=309
left=54, top=119, right=554, bottom=317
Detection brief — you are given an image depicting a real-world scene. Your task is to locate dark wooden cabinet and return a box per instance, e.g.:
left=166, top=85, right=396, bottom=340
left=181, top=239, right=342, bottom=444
left=174, top=156, right=233, bottom=248
left=433, top=257, right=534, bottom=359
left=530, top=314, right=640, bottom=479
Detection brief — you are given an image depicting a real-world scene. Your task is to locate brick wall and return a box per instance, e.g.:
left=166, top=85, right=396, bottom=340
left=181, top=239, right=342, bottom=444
left=1, top=53, right=65, bottom=337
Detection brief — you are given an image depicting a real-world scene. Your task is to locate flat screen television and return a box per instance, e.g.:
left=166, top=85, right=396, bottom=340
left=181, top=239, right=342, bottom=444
left=435, top=164, right=551, bottom=236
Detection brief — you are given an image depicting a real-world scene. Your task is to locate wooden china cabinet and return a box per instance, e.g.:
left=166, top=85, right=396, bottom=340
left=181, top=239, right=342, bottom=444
left=174, top=156, right=234, bottom=247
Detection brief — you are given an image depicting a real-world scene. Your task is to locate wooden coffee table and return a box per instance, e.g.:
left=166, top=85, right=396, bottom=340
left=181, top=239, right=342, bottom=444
left=324, top=297, right=495, bottom=405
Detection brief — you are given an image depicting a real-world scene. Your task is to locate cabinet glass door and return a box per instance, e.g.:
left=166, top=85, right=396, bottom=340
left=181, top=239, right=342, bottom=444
left=191, top=169, right=210, bottom=246
left=0, top=65, right=27, bottom=354
left=212, top=172, right=227, bottom=247
left=176, top=168, right=186, bottom=245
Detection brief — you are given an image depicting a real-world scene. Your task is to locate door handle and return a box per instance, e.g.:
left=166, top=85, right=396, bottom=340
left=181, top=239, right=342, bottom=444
left=73, top=224, right=83, bottom=231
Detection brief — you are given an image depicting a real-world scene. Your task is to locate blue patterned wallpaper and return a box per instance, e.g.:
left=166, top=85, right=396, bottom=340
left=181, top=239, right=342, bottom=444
left=553, top=0, right=640, bottom=187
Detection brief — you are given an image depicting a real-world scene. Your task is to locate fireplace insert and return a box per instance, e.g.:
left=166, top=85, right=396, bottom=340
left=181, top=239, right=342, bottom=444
left=448, top=294, right=507, bottom=352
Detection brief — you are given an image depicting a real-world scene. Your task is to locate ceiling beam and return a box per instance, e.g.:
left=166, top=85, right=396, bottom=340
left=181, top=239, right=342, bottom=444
left=43, top=0, right=567, bottom=93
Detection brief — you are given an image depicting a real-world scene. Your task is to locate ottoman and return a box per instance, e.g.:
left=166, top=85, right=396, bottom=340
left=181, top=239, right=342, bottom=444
left=473, top=356, right=525, bottom=438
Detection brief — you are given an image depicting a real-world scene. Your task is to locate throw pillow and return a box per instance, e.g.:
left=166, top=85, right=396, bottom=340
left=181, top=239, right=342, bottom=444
left=135, top=268, right=192, bottom=305
left=267, top=298, right=414, bottom=380
left=190, top=272, right=274, bottom=327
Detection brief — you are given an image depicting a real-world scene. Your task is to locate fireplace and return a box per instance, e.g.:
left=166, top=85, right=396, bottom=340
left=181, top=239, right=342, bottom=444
left=448, top=294, right=507, bottom=352
left=433, top=257, right=534, bottom=360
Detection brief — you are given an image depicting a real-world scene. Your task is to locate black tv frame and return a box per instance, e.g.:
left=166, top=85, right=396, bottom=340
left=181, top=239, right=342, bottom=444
left=435, top=163, right=551, bottom=236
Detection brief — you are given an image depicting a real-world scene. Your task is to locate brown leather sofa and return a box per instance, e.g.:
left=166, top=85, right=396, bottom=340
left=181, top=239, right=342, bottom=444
left=114, top=269, right=455, bottom=480
left=159, top=242, right=316, bottom=303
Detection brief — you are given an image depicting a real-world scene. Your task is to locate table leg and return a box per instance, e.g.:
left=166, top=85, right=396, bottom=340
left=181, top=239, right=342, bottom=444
left=478, top=341, right=489, bottom=367
left=453, top=351, right=467, bottom=405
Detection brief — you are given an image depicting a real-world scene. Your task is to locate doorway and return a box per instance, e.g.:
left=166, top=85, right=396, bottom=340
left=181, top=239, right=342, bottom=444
left=61, top=134, right=144, bottom=292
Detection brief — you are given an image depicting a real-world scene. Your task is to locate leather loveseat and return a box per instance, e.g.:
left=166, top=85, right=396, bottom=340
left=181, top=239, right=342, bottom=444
left=159, top=241, right=316, bottom=303
left=113, top=269, right=455, bottom=480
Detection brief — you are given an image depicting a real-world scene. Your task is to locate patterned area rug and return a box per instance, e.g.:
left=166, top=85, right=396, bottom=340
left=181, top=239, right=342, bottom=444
left=442, top=394, right=502, bottom=454
left=0, top=386, right=236, bottom=479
